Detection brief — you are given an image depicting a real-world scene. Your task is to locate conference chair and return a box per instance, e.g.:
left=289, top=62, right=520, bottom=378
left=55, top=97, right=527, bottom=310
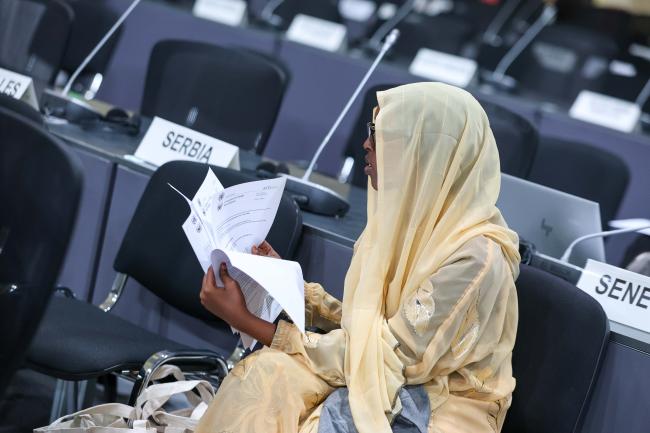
left=341, top=86, right=539, bottom=187
left=0, top=93, right=43, bottom=124
left=386, top=12, right=475, bottom=65
left=480, top=99, right=539, bottom=179
left=528, top=137, right=629, bottom=227
left=141, top=40, right=289, bottom=154
left=507, top=24, right=620, bottom=104
left=59, top=0, right=123, bottom=99
left=0, top=107, right=83, bottom=396
left=265, top=0, right=343, bottom=31
left=26, top=160, right=302, bottom=415
left=341, top=83, right=397, bottom=187
left=504, top=264, right=609, bottom=433
left=288, top=256, right=609, bottom=432
left=0, top=0, right=74, bottom=85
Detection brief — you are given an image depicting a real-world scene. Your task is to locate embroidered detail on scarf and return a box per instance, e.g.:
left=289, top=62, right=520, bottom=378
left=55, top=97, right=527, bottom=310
left=403, top=281, right=436, bottom=336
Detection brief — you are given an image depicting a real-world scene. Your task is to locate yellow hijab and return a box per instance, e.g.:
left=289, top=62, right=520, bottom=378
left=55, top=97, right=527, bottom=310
left=341, top=83, right=520, bottom=432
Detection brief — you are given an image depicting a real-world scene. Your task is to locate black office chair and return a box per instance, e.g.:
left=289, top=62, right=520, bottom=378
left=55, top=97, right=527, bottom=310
left=267, top=0, right=343, bottom=31
left=388, top=12, right=475, bottom=64
left=0, top=107, right=83, bottom=396
left=508, top=24, right=620, bottom=104
left=59, top=0, right=123, bottom=98
left=0, top=0, right=74, bottom=85
left=26, top=161, right=302, bottom=410
left=0, top=93, right=43, bottom=124
left=504, top=264, right=609, bottom=433
left=480, top=99, right=538, bottom=179
left=141, top=40, right=289, bottom=154
left=342, top=83, right=398, bottom=188
left=528, top=137, right=629, bottom=226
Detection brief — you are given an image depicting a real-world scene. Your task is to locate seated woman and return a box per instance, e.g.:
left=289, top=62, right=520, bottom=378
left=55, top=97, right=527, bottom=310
left=196, top=82, right=520, bottom=433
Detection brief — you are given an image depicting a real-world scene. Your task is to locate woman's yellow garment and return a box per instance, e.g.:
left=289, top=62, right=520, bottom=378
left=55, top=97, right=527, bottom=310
left=196, top=82, right=520, bottom=433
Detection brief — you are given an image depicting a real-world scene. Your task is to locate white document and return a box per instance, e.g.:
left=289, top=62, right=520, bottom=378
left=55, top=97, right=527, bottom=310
left=0, top=67, right=38, bottom=110
left=193, top=0, right=247, bottom=26
left=135, top=117, right=240, bottom=169
left=409, top=48, right=478, bottom=88
left=171, top=169, right=305, bottom=350
left=609, top=218, right=650, bottom=236
left=286, top=14, right=347, bottom=52
left=577, top=259, right=650, bottom=334
left=569, top=90, right=641, bottom=133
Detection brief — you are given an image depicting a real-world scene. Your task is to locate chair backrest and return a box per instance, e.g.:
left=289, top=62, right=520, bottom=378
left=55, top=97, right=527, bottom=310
left=390, top=13, right=475, bottom=63
left=509, top=24, right=619, bottom=103
left=0, top=0, right=74, bottom=84
left=0, top=107, right=83, bottom=396
left=343, top=83, right=399, bottom=188
left=141, top=40, right=289, bottom=154
left=113, top=161, right=303, bottom=327
left=0, top=93, right=43, bottom=124
left=480, top=100, right=538, bottom=179
left=503, top=264, right=609, bottom=433
left=528, top=137, right=629, bottom=225
left=274, top=0, right=343, bottom=30
left=61, top=0, right=122, bottom=93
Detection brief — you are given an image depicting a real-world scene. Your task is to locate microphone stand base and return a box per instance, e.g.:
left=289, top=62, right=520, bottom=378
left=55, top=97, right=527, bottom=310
left=41, top=88, right=103, bottom=123
left=281, top=175, right=350, bottom=217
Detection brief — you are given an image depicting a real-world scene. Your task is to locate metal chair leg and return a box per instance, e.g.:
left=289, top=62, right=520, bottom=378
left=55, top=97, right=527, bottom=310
left=49, top=379, right=67, bottom=422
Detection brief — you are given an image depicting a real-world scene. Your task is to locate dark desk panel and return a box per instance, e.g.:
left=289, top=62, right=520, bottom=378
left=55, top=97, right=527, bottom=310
left=97, top=0, right=278, bottom=111
left=57, top=148, right=115, bottom=302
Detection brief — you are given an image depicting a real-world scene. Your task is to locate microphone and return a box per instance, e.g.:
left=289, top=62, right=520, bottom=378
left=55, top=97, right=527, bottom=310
left=366, top=0, right=414, bottom=52
left=482, top=0, right=523, bottom=46
left=42, top=0, right=142, bottom=121
left=560, top=224, right=650, bottom=263
left=281, top=29, right=400, bottom=216
left=635, top=77, right=650, bottom=108
left=484, top=3, right=556, bottom=89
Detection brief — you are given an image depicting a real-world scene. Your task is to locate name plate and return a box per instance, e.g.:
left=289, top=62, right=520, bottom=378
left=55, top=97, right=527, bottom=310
left=577, top=259, right=650, bottom=334
left=193, top=0, right=247, bottom=26
left=339, top=0, right=376, bottom=21
left=286, top=14, right=347, bottom=52
left=569, top=90, right=640, bottom=133
left=409, top=48, right=477, bottom=88
left=0, top=67, right=38, bottom=110
left=134, top=117, right=240, bottom=169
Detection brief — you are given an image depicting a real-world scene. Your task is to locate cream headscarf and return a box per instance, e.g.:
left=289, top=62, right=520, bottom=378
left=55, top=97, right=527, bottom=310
left=341, top=83, right=520, bottom=432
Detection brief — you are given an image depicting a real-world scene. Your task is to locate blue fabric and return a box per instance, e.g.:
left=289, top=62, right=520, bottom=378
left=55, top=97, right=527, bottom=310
left=318, top=386, right=430, bottom=433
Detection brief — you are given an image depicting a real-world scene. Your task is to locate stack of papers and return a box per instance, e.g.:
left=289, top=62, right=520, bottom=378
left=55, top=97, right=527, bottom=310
left=170, top=169, right=305, bottom=349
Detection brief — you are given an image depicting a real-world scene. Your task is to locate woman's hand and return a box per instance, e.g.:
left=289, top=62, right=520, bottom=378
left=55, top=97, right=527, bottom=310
left=200, top=263, right=250, bottom=329
left=252, top=240, right=281, bottom=259
left=199, top=263, right=278, bottom=347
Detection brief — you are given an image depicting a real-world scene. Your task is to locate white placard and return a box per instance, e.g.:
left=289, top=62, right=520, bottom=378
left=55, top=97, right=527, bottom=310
left=577, top=259, right=650, bottom=334
left=339, top=0, right=376, bottom=21
left=286, top=14, right=347, bottom=52
left=569, top=90, right=641, bottom=133
left=192, top=0, right=247, bottom=26
left=409, top=48, right=477, bottom=88
left=609, top=60, right=636, bottom=77
left=134, top=117, right=240, bottom=169
left=377, top=2, right=397, bottom=20
left=0, top=67, right=38, bottom=110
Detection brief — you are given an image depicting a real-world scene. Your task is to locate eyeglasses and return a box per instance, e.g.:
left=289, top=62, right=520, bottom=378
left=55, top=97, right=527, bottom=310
left=367, top=121, right=376, bottom=149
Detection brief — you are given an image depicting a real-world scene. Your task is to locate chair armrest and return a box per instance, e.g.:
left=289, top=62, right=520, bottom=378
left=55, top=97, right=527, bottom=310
left=128, top=349, right=229, bottom=406
left=54, top=285, right=77, bottom=298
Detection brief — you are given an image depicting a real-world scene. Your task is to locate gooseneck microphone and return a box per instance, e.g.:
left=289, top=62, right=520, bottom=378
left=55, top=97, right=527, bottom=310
left=282, top=29, right=400, bottom=216
left=366, top=0, right=414, bottom=52
left=42, top=0, right=142, bottom=121
left=486, top=3, right=557, bottom=88
left=560, top=224, right=650, bottom=263
left=62, top=0, right=143, bottom=96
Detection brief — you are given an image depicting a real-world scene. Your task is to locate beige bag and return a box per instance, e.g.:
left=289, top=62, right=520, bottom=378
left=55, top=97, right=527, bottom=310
left=35, top=365, right=215, bottom=433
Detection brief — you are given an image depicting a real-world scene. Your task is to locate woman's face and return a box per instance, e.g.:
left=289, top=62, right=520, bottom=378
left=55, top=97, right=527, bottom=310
left=363, top=107, right=379, bottom=190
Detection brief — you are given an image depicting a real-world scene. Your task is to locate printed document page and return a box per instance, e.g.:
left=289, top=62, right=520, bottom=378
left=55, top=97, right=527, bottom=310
left=171, top=169, right=304, bottom=350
